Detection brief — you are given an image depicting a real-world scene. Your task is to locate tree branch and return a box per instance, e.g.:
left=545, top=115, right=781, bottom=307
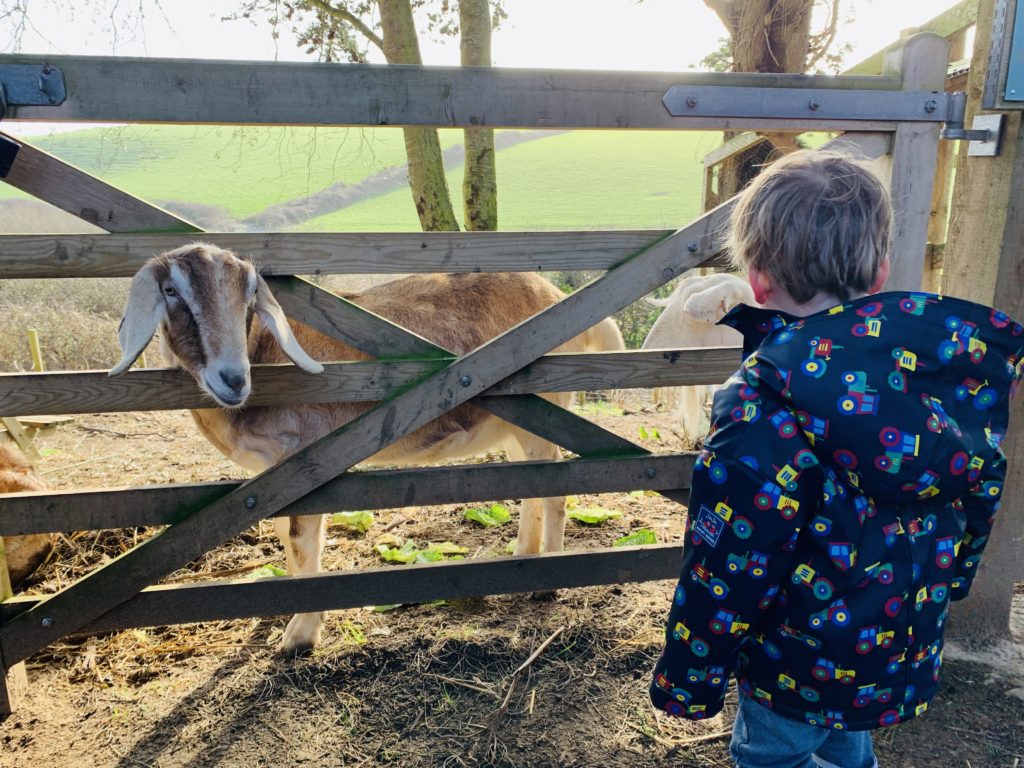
left=805, top=0, right=841, bottom=71
left=703, top=0, right=738, bottom=36
left=306, top=0, right=384, bottom=51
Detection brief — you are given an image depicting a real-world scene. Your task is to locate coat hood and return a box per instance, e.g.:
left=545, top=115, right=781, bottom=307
left=719, top=292, right=1024, bottom=505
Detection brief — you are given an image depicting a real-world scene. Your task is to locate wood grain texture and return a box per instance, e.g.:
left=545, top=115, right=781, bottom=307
left=265, top=276, right=449, bottom=358
left=0, top=454, right=694, bottom=536
left=0, top=231, right=672, bottom=279
left=883, top=34, right=948, bottom=292
left=476, top=395, right=690, bottom=507
left=0, top=545, right=687, bottom=636
left=0, top=349, right=741, bottom=417
left=3, top=54, right=901, bottom=130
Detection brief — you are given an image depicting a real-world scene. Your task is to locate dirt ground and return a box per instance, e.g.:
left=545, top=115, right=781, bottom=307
left=2, top=392, right=1023, bottom=768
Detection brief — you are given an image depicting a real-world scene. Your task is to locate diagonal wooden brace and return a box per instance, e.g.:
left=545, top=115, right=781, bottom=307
left=265, top=275, right=450, bottom=359
left=476, top=395, right=690, bottom=507
left=0, top=208, right=725, bottom=667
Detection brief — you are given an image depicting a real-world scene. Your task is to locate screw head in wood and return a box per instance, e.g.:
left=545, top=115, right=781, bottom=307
left=245, top=496, right=257, bottom=509
left=460, top=375, right=473, bottom=387
left=646, top=467, right=657, bottom=478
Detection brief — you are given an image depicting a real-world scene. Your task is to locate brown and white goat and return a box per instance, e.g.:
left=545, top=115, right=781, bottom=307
left=110, top=243, right=624, bottom=653
left=0, top=443, right=54, bottom=590
left=641, top=272, right=753, bottom=445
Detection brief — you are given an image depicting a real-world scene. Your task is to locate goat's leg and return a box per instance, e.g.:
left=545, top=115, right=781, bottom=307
left=504, top=426, right=564, bottom=555
left=274, top=513, right=327, bottom=654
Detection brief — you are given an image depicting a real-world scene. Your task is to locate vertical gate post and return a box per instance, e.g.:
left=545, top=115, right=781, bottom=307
left=882, top=33, right=950, bottom=292
left=0, top=543, right=27, bottom=716
left=942, top=0, right=1024, bottom=642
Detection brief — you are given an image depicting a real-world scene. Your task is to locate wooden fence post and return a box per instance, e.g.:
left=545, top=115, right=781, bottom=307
left=942, top=0, right=1024, bottom=642
left=0, top=542, right=27, bottom=717
left=882, top=33, right=950, bottom=292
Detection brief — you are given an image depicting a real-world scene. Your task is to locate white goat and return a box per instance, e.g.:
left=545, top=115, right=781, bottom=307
left=110, top=243, right=625, bottom=654
left=641, top=272, right=753, bottom=445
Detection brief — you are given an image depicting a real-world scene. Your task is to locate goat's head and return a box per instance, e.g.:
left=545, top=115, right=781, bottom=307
left=109, top=243, right=323, bottom=407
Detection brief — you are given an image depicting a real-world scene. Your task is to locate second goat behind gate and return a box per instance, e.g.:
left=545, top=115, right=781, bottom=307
left=110, top=243, right=625, bottom=654
left=641, top=272, right=754, bottom=445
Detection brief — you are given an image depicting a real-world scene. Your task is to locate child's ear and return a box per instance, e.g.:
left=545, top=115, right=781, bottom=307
left=870, top=258, right=892, bottom=294
left=747, top=266, right=772, bottom=306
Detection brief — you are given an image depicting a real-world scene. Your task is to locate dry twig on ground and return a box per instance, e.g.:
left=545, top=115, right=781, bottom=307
left=474, top=625, right=565, bottom=763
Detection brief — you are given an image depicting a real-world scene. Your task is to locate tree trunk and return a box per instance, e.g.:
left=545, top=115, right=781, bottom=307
left=459, top=0, right=498, bottom=231
left=378, top=0, right=460, bottom=232
left=705, top=0, right=814, bottom=205
left=941, top=0, right=1024, bottom=644
left=729, top=0, right=813, bottom=73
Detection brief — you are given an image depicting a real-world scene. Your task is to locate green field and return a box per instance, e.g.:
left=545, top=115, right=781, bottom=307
left=295, top=129, right=720, bottom=232
left=1, top=125, right=724, bottom=231
left=0, top=125, right=462, bottom=219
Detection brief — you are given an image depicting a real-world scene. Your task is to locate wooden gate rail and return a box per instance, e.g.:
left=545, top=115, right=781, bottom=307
left=0, top=348, right=741, bottom=417
left=0, top=231, right=683, bottom=278
left=0, top=454, right=695, bottom=536
left=3, top=54, right=905, bottom=131
left=0, top=545, right=686, bottom=641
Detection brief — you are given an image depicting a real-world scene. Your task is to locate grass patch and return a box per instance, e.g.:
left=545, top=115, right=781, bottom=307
left=295, top=129, right=717, bottom=232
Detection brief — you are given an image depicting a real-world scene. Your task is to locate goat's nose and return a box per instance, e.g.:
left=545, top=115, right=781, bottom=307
left=219, top=369, right=247, bottom=392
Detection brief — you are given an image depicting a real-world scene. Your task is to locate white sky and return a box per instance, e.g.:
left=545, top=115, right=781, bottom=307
left=1, top=0, right=967, bottom=135
left=2, top=0, right=966, bottom=67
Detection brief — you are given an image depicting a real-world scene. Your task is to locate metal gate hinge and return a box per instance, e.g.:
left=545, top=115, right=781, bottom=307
left=0, top=63, right=66, bottom=118
left=940, top=92, right=1005, bottom=155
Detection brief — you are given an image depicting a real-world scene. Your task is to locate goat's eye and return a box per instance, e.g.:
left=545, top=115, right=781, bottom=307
left=163, top=285, right=177, bottom=298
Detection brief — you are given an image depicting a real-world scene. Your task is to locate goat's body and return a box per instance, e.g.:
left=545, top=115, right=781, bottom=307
left=188, top=271, right=609, bottom=472
left=119, top=247, right=624, bottom=653
left=0, top=444, right=54, bottom=589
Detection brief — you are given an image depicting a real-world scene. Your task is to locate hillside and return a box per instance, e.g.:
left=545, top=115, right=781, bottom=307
left=0, top=125, right=721, bottom=232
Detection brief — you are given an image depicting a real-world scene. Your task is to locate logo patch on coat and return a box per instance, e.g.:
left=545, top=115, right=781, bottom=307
left=694, top=505, right=724, bottom=548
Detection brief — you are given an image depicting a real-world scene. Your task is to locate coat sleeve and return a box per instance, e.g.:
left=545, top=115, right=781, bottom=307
left=650, top=445, right=823, bottom=719
left=949, top=448, right=1007, bottom=601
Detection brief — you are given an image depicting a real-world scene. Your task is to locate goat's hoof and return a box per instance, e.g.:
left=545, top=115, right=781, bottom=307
left=280, top=614, right=323, bottom=657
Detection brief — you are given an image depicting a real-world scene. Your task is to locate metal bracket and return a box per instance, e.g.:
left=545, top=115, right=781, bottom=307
left=965, top=114, right=1005, bottom=156
left=0, top=64, right=66, bottom=118
left=662, top=86, right=951, bottom=122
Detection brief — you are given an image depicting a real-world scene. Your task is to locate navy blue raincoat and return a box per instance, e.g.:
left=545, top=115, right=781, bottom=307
left=650, top=291, right=1024, bottom=731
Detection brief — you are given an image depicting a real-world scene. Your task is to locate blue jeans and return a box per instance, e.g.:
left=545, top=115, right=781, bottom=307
left=730, top=695, right=877, bottom=768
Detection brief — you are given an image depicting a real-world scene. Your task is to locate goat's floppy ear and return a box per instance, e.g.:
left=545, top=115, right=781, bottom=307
left=682, top=280, right=753, bottom=324
left=109, top=262, right=165, bottom=376
left=253, top=275, right=324, bottom=374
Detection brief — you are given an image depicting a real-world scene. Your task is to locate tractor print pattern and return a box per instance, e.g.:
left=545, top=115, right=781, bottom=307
left=652, top=292, right=1024, bottom=731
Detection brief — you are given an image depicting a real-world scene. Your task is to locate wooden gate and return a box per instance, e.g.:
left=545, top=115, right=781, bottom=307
left=0, top=33, right=950, bottom=712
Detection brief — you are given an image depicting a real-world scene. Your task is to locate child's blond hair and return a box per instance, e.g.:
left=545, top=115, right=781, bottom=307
left=726, top=150, right=892, bottom=304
